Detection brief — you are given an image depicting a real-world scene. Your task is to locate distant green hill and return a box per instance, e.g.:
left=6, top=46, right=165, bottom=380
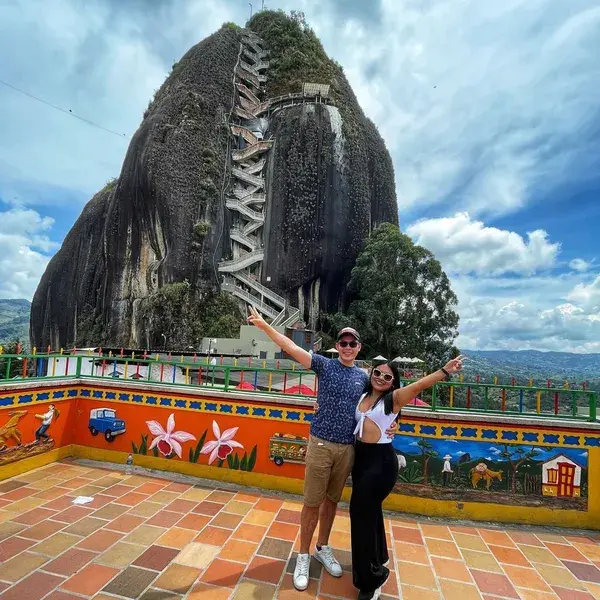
left=0, top=299, right=30, bottom=346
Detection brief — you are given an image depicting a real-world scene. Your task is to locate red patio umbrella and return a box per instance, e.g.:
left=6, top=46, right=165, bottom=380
left=408, top=397, right=430, bottom=406
left=285, top=384, right=316, bottom=396
left=236, top=381, right=256, bottom=390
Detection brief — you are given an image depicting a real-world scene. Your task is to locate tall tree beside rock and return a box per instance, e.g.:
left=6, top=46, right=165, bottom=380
left=326, top=223, right=459, bottom=367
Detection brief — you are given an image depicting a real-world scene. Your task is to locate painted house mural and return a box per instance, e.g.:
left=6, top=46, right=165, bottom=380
left=392, top=435, right=588, bottom=510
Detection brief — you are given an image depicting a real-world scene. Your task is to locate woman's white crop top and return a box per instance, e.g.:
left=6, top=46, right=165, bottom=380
left=353, top=393, right=398, bottom=444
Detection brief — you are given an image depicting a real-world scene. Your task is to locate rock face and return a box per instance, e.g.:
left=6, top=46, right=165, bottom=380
left=30, top=13, right=398, bottom=349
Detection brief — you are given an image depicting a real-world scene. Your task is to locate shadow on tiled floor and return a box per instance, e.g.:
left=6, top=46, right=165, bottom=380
left=1, top=461, right=600, bottom=599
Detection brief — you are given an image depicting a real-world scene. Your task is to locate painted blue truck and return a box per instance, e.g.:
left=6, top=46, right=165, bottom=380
left=88, top=408, right=126, bottom=442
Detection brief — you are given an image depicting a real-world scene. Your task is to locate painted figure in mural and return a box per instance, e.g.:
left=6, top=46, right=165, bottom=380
left=470, top=463, right=503, bottom=490
left=0, top=410, right=28, bottom=450
left=442, top=454, right=453, bottom=486
left=247, top=306, right=398, bottom=592
left=34, top=404, right=59, bottom=442
left=351, top=356, right=464, bottom=600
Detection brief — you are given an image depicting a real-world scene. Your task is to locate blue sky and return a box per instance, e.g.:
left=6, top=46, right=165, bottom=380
left=1, top=0, right=599, bottom=352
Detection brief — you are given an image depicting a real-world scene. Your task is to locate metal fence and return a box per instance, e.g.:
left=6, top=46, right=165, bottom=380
left=0, top=353, right=596, bottom=421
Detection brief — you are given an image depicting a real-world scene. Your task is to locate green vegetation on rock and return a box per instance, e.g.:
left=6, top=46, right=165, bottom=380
left=324, top=223, right=460, bottom=367
left=0, top=299, right=30, bottom=346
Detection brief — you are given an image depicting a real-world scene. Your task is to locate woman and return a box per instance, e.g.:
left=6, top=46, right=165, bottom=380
left=350, top=356, right=464, bottom=600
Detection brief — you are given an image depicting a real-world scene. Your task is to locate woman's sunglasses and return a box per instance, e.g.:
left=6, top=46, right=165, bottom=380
left=338, top=341, right=358, bottom=348
left=372, top=368, right=394, bottom=383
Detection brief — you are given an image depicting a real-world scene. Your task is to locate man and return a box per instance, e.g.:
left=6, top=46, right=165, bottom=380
left=34, top=404, right=58, bottom=442
left=247, top=307, right=396, bottom=590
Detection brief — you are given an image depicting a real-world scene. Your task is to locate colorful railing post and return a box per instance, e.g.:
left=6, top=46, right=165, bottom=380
left=449, top=384, right=454, bottom=408
left=519, top=388, right=524, bottom=413
left=75, top=356, right=82, bottom=378
left=484, top=386, right=489, bottom=411
left=431, top=385, right=437, bottom=411
left=590, top=392, right=597, bottom=422
left=223, top=366, right=230, bottom=391
left=536, top=390, right=541, bottom=414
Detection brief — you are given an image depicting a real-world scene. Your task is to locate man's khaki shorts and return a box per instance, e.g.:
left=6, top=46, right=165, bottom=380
left=303, top=435, right=354, bottom=507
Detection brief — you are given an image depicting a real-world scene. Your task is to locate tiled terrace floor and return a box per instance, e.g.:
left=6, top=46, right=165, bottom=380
left=1, top=463, right=600, bottom=600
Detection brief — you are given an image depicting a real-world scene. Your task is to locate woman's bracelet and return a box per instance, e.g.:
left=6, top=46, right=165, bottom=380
left=440, top=367, right=451, bottom=381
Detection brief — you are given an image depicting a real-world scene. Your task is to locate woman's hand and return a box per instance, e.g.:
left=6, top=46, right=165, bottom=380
left=247, top=305, right=268, bottom=331
left=385, top=419, right=398, bottom=439
left=443, top=355, right=465, bottom=375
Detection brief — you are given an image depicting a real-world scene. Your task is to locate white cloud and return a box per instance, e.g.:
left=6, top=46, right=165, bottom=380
left=570, top=258, right=591, bottom=273
left=407, top=212, right=560, bottom=276
left=0, top=208, right=58, bottom=299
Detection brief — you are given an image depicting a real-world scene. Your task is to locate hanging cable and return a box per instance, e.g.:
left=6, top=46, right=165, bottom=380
left=0, top=78, right=128, bottom=139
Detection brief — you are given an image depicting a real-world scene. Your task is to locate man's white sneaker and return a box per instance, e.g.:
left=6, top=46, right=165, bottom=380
left=314, top=545, right=343, bottom=577
left=293, top=553, right=310, bottom=591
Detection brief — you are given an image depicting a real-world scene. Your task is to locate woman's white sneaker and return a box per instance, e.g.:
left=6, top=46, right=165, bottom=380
left=293, top=553, right=310, bottom=590
left=314, top=545, right=343, bottom=577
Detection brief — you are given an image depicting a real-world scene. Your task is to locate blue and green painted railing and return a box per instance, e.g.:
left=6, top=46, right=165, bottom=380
left=0, top=353, right=596, bottom=422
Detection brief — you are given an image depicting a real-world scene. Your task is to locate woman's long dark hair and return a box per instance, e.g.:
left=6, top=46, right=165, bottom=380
left=363, top=360, right=402, bottom=415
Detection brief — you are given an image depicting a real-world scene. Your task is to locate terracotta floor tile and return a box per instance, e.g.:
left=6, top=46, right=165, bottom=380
left=103, top=483, right=135, bottom=497
left=200, top=558, right=245, bottom=587
left=502, top=564, right=553, bottom=592
left=180, top=487, right=212, bottom=502
left=234, top=523, right=268, bottom=543
left=92, top=502, right=129, bottom=520
left=193, top=501, right=226, bottom=516
left=0, top=520, right=26, bottom=541
left=564, top=561, right=600, bottom=584
left=176, top=512, right=211, bottom=531
left=44, top=591, right=82, bottom=600
left=244, top=509, right=276, bottom=526
left=163, top=482, right=192, bottom=494
left=158, top=526, right=197, bottom=549
left=461, top=549, right=503, bottom=573
left=225, top=500, right=254, bottom=516
left=509, top=531, right=545, bottom=546
left=453, top=532, right=490, bottom=553
left=255, top=498, right=284, bottom=512
left=174, top=541, right=220, bottom=568
left=547, top=543, right=591, bottom=563
left=432, top=556, right=473, bottom=582
left=195, top=525, right=233, bottom=546
left=584, top=582, right=600, bottom=599
left=136, top=482, right=168, bottom=495
left=258, top=536, right=294, bottom=560
left=33, top=531, right=80, bottom=556
left=521, top=544, right=563, bottom=565
left=534, top=563, right=586, bottom=590
left=426, top=537, right=462, bottom=559
left=394, top=541, right=431, bottom=565
left=19, top=518, right=65, bottom=540
left=4, top=497, right=45, bottom=513
left=489, top=544, right=531, bottom=567
left=189, top=582, right=236, bottom=599
left=102, top=566, right=158, bottom=598
left=438, top=578, right=483, bottom=600
left=12, top=506, right=56, bottom=525
left=77, top=528, right=123, bottom=552
left=63, top=516, right=106, bottom=537
left=128, top=500, right=163, bottom=517
left=211, top=511, right=243, bottom=529
left=123, top=525, right=168, bottom=546
left=393, top=526, right=424, bottom=545
left=319, top=570, right=357, bottom=598
left=220, top=538, right=258, bottom=562
left=422, top=524, right=453, bottom=540
left=275, top=508, right=302, bottom=531
left=0, top=535, right=35, bottom=561
left=2, top=487, right=36, bottom=501
left=61, top=563, right=119, bottom=596
left=471, top=568, right=520, bottom=598
left=0, top=480, right=28, bottom=493
left=45, top=547, right=96, bottom=575
left=206, top=489, right=235, bottom=503
left=397, top=560, right=437, bottom=589
left=552, top=587, right=596, bottom=600
left=480, top=528, right=516, bottom=547
left=233, top=580, right=277, bottom=600
left=104, top=513, right=146, bottom=533
left=2, top=550, right=50, bottom=581
left=95, top=541, right=146, bottom=568
left=165, top=498, right=198, bottom=513
left=537, top=533, right=570, bottom=544
left=133, top=544, right=180, bottom=571
left=517, top=590, right=559, bottom=600
left=267, top=521, right=299, bottom=541
left=332, top=514, right=351, bottom=533
left=573, top=544, right=600, bottom=563
left=234, top=492, right=260, bottom=504
left=0, top=570, right=65, bottom=600
left=382, top=569, right=398, bottom=597
left=245, top=555, right=286, bottom=584
left=146, top=509, right=183, bottom=528
left=149, top=491, right=180, bottom=505
left=52, top=505, right=94, bottom=524
left=400, top=585, right=441, bottom=600
left=329, top=530, right=352, bottom=550
left=61, top=477, right=89, bottom=490
left=115, top=491, right=150, bottom=506
left=153, top=562, right=200, bottom=593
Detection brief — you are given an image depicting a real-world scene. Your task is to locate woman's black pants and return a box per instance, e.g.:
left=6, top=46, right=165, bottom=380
left=350, top=440, right=399, bottom=596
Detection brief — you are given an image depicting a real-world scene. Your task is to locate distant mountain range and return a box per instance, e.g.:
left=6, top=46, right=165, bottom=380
left=461, top=349, right=600, bottom=385
left=0, top=299, right=30, bottom=346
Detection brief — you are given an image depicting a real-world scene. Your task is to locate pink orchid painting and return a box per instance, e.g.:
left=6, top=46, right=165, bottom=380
left=200, top=420, right=244, bottom=464
left=146, top=414, right=196, bottom=458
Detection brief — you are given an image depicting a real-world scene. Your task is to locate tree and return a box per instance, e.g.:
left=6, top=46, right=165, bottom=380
left=0, top=340, right=24, bottom=379
left=417, top=438, right=438, bottom=485
left=326, top=223, right=459, bottom=367
left=499, top=444, right=540, bottom=493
